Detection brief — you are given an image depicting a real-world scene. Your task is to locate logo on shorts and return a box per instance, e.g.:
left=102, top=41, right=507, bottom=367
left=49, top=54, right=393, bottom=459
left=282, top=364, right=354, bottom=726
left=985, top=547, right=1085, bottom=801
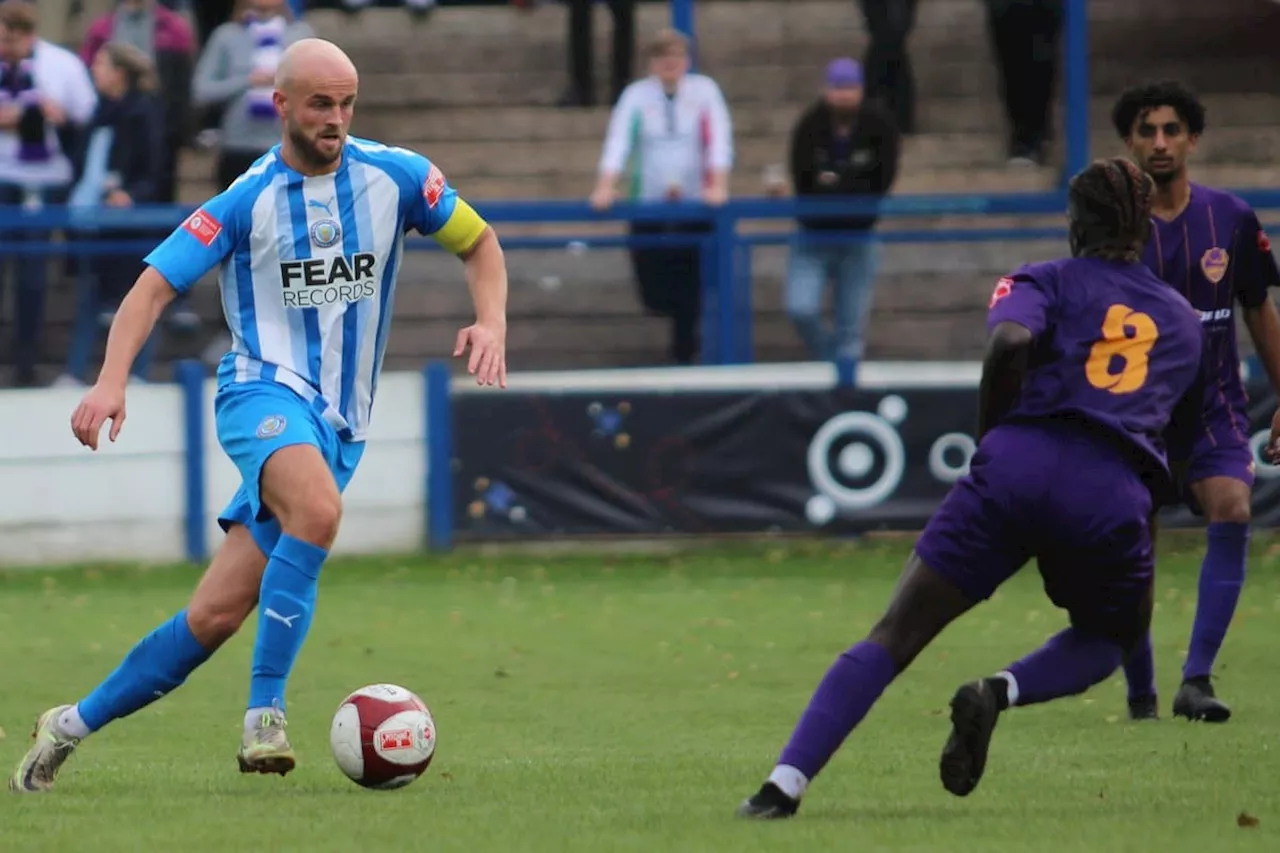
left=310, top=218, right=341, bottom=249
left=1200, top=247, right=1229, bottom=284
left=256, top=414, right=287, bottom=439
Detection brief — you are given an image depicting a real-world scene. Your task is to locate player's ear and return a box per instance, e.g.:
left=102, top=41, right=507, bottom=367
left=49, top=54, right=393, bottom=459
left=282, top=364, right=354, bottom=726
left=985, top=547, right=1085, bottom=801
left=273, top=89, right=287, bottom=118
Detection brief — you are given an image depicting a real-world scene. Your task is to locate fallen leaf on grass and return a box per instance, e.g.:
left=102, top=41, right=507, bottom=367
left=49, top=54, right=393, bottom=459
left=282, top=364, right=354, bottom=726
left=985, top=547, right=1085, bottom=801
left=1237, top=812, right=1259, bottom=828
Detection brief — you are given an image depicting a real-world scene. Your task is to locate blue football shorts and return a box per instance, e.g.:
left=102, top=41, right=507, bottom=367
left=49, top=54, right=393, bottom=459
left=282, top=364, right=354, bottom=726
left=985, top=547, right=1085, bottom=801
left=214, top=380, right=365, bottom=556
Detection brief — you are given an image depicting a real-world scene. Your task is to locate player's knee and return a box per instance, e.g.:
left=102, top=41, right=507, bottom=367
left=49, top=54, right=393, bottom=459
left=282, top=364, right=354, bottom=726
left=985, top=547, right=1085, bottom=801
left=1206, top=498, right=1250, bottom=525
left=283, top=492, right=343, bottom=549
left=187, top=597, right=252, bottom=650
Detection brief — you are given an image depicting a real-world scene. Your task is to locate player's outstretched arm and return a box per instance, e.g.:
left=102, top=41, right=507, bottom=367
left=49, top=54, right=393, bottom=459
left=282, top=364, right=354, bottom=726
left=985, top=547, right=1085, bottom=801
left=453, top=226, right=508, bottom=388
left=70, top=267, right=177, bottom=450
left=977, top=321, right=1032, bottom=440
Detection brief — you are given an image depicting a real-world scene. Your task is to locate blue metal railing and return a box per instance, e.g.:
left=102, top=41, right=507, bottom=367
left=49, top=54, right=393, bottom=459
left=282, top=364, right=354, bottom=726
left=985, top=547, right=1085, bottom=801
left=7, top=189, right=1280, bottom=366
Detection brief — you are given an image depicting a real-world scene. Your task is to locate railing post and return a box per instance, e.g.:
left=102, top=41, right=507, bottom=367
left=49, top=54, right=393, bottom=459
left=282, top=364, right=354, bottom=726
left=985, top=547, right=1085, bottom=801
left=1062, top=0, right=1090, bottom=187
left=714, top=206, right=737, bottom=364
left=671, top=0, right=696, bottom=69
left=424, top=360, right=454, bottom=553
left=735, top=240, right=755, bottom=363
left=175, top=359, right=207, bottom=564
left=836, top=356, right=858, bottom=388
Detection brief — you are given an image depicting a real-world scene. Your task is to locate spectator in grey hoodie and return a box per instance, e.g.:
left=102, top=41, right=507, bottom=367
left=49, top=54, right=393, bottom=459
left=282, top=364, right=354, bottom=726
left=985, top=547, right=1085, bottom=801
left=192, top=0, right=311, bottom=191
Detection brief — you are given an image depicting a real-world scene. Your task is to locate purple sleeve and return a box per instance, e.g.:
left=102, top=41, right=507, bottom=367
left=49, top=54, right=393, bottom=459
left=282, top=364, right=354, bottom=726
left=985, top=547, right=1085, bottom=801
left=986, top=266, right=1055, bottom=337
left=1232, top=202, right=1280, bottom=309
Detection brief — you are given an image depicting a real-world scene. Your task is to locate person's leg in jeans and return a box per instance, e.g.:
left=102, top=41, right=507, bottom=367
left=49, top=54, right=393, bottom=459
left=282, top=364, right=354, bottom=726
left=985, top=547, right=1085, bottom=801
left=62, top=247, right=101, bottom=384
left=856, top=0, right=918, bottom=135
left=12, top=185, right=70, bottom=387
left=785, top=233, right=835, bottom=361
left=831, top=234, right=882, bottom=374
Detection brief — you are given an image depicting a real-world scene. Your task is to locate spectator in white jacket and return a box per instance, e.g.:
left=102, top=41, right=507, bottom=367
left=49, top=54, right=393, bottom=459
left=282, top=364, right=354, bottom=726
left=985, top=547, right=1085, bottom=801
left=590, top=28, right=733, bottom=365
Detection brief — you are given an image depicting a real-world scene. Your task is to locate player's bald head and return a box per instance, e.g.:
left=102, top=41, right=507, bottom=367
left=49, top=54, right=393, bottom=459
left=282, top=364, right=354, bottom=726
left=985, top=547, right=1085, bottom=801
left=275, top=38, right=357, bottom=94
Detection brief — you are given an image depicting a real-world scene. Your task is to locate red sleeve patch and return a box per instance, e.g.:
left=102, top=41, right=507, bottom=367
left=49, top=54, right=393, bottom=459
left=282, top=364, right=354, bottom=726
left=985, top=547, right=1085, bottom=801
left=182, top=209, right=222, bottom=248
left=423, top=163, right=446, bottom=209
left=989, top=276, right=1014, bottom=309
left=1259, top=229, right=1272, bottom=254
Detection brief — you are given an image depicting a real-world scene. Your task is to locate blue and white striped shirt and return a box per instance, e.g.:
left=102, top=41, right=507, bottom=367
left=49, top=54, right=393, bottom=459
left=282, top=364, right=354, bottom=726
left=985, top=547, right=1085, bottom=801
left=146, top=136, right=487, bottom=442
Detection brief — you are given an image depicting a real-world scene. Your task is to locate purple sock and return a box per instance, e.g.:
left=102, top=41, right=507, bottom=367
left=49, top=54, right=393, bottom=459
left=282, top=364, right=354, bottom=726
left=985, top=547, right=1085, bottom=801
left=1005, top=628, right=1122, bottom=706
left=1121, top=632, right=1157, bottom=701
left=776, top=640, right=898, bottom=781
left=1184, top=522, right=1248, bottom=680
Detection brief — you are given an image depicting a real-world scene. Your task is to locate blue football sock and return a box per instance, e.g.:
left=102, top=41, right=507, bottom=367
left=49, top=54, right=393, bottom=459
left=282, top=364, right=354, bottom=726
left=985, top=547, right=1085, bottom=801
left=1122, top=632, right=1157, bottom=701
left=248, top=534, right=327, bottom=713
left=1183, top=522, right=1248, bottom=680
left=77, top=609, right=212, bottom=732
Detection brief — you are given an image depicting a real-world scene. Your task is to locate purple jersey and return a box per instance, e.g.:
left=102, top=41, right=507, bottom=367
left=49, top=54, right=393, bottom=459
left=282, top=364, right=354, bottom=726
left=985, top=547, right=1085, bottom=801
left=1142, top=183, right=1280, bottom=446
left=987, top=256, right=1205, bottom=476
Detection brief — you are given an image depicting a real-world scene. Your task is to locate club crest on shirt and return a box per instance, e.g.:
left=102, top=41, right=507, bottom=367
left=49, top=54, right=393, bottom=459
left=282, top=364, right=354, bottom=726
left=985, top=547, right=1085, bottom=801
left=256, top=414, right=287, bottom=439
left=1200, top=247, right=1229, bottom=284
left=310, top=218, right=341, bottom=249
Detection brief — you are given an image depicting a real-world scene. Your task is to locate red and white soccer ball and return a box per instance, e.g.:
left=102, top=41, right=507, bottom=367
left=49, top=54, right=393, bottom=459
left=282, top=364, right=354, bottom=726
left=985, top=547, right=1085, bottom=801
left=329, top=683, right=437, bottom=790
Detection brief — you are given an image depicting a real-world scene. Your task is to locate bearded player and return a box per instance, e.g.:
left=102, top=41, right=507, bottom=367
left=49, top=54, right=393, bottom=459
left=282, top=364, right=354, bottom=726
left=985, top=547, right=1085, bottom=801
left=1112, top=81, right=1280, bottom=724
left=11, top=38, right=509, bottom=793
left=738, top=158, right=1206, bottom=819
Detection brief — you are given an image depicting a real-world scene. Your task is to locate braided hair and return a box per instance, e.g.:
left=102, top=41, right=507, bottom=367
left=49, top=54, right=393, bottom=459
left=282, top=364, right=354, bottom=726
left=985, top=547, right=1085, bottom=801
left=1067, top=157, right=1154, bottom=263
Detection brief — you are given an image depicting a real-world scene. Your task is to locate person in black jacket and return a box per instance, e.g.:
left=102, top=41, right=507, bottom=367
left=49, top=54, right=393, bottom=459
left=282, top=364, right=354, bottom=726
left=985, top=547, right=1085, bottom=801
left=57, top=40, right=164, bottom=385
left=777, top=58, right=899, bottom=373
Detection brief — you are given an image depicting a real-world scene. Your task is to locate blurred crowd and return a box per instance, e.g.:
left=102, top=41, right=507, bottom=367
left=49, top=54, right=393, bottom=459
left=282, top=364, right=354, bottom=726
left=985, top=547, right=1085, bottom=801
left=0, top=0, right=1064, bottom=386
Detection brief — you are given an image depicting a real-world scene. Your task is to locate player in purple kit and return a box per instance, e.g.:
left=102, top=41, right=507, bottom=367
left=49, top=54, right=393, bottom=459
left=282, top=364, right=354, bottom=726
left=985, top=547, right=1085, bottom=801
left=737, top=158, right=1205, bottom=819
left=1112, top=81, right=1280, bottom=723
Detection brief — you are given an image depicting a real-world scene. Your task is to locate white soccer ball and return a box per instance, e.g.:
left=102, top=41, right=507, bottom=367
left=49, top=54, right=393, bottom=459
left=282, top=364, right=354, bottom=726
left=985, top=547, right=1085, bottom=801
left=329, top=683, right=437, bottom=790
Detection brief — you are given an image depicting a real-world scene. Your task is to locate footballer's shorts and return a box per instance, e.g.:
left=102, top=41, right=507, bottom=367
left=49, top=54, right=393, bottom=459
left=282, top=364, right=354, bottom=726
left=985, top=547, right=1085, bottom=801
left=215, top=380, right=365, bottom=556
left=1170, top=402, right=1256, bottom=514
left=914, top=421, right=1154, bottom=648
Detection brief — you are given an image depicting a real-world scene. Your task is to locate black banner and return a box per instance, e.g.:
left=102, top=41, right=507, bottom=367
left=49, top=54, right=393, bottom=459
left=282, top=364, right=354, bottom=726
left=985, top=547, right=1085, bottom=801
left=452, top=383, right=1280, bottom=539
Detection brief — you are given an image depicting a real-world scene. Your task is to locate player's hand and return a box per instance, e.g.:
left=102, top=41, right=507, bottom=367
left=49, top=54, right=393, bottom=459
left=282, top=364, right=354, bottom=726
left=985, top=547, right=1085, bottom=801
left=589, top=186, right=614, bottom=212
left=1267, top=409, right=1280, bottom=463
left=703, top=184, right=728, bottom=206
left=40, top=99, right=67, bottom=126
left=453, top=320, right=507, bottom=388
left=71, top=382, right=127, bottom=451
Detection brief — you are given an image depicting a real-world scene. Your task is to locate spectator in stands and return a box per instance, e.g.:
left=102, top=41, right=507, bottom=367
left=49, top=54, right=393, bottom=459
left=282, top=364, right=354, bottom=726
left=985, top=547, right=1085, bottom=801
left=341, top=0, right=434, bottom=19
left=774, top=58, right=898, bottom=372
left=58, top=41, right=164, bottom=387
left=857, top=0, right=916, bottom=135
left=590, top=27, right=733, bottom=366
left=192, top=0, right=311, bottom=190
left=80, top=1, right=196, bottom=206
left=0, top=0, right=96, bottom=386
left=984, top=0, right=1062, bottom=166
left=558, top=0, right=634, bottom=108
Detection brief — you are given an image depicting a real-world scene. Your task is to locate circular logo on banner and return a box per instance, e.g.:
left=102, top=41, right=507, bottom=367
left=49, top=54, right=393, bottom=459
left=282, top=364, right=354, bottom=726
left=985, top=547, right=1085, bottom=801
left=256, top=414, right=287, bottom=439
left=928, top=432, right=976, bottom=483
left=804, top=396, right=908, bottom=523
left=1249, top=429, right=1280, bottom=480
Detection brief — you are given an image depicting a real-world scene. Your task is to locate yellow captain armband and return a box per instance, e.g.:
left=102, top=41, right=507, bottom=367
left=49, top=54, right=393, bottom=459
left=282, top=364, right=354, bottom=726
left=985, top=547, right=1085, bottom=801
left=432, top=198, right=489, bottom=255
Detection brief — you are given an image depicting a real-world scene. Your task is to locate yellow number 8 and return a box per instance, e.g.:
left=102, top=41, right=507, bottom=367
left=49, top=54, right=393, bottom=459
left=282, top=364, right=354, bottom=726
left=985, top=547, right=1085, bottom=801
left=1085, top=303, right=1159, bottom=394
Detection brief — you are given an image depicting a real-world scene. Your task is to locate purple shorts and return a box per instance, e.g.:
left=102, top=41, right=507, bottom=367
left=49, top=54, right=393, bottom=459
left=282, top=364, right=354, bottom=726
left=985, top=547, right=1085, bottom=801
left=915, top=422, right=1154, bottom=636
left=1171, top=403, right=1256, bottom=512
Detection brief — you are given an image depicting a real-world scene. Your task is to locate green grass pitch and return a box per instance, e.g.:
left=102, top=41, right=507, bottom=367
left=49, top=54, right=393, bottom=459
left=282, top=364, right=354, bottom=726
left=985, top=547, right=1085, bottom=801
left=1, top=534, right=1277, bottom=852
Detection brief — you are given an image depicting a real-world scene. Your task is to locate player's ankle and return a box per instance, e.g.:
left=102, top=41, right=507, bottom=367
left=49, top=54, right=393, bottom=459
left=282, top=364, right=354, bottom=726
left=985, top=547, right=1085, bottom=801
left=986, top=674, right=1014, bottom=711
left=767, top=765, right=808, bottom=801
left=57, top=705, right=92, bottom=740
